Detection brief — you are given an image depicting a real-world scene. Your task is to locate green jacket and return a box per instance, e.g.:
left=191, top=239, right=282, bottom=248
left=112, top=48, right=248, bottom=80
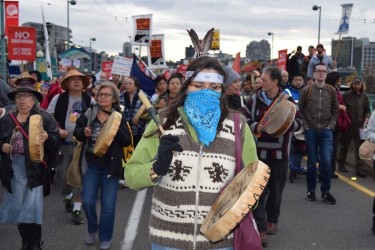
left=125, top=108, right=258, bottom=190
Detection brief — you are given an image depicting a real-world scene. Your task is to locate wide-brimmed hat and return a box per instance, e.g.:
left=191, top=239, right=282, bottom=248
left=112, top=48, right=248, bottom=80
left=29, top=70, right=42, bottom=82
left=60, top=69, right=89, bottom=91
left=352, top=76, right=363, bottom=83
left=15, top=71, right=36, bottom=86
left=8, top=80, right=43, bottom=102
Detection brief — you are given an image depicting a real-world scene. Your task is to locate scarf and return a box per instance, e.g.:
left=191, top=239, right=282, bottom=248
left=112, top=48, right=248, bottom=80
left=183, top=89, right=221, bottom=147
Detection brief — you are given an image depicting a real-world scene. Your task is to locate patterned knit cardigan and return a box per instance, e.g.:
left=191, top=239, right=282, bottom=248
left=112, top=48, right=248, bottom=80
left=150, top=114, right=242, bottom=249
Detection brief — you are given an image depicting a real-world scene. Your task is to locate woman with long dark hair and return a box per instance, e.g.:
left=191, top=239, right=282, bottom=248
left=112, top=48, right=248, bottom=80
left=125, top=57, right=259, bottom=250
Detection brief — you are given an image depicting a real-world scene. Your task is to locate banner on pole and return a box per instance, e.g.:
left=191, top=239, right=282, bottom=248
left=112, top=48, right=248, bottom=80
left=211, top=29, right=220, bottom=50
left=336, top=3, right=353, bottom=34
left=132, top=14, right=153, bottom=46
left=7, top=26, right=36, bottom=61
left=111, top=56, right=132, bottom=76
left=277, top=49, right=288, bottom=71
left=148, top=34, right=168, bottom=69
left=5, top=1, right=19, bottom=36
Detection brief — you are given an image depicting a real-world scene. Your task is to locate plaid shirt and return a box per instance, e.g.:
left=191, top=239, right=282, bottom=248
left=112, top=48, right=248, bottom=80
left=123, top=92, right=146, bottom=136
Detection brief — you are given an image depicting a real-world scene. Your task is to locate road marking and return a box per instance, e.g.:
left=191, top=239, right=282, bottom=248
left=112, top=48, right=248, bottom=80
left=121, top=189, right=147, bottom=250
left=336, top=172, right=375, bottom=197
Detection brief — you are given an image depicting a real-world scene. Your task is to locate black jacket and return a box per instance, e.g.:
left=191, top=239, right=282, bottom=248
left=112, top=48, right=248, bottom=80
left=73, top=108, right=132, bottom=177
left=0, top=108, right=60, bottom=193
left=53, top=91, right=91, bottom=130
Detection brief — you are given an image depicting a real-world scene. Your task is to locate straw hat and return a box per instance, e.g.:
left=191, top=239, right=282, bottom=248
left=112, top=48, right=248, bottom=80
left=8, top=79, right=43, bottom=102
left=60, top=69, right=89, bottom=91
left=15, top=71, right=36, bottom=86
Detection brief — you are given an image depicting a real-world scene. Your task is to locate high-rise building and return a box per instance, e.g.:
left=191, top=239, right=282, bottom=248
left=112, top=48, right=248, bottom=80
left=361, top=38, right=375, bottom=72
left=185, top=45, right=195, bottom=59
left=22, top=22, right=72, bottom=58
left=246, top=40, right=270, bottom=61
left=331, top=37, right=363, bottom=72
left=123, top=42, right=132, bottom=58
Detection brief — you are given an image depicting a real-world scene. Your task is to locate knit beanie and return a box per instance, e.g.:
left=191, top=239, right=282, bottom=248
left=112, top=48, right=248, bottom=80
left=223, top=66, right=241, bottom=89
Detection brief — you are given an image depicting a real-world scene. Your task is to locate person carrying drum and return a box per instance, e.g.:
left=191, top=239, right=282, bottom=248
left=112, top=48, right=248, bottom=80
left=245, top=66, right=301, bottom=247
left=73, top=82, right=132, bottom=249
left=0, top=73, right=60, bottom=249
left=125, top=56, right=259, bottom=250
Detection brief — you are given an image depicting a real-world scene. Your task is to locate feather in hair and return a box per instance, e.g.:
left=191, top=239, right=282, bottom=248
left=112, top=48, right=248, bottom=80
left=187, top=28, right=214, bottom=58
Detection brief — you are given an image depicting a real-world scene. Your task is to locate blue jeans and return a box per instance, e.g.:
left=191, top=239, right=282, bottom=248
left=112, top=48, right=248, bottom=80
left=151, top=243, right=233, bottom=250
left=305, top=128, right=333, bottom=193
left=82, top=163, right=119, bottom=242
left=289, top=140, right=305, bottom=172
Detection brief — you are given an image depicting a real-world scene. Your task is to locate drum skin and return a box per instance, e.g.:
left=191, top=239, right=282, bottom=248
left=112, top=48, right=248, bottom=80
left=263, top=99, right=296, bottom=137
left=29, top=114, right=44, bottom=163
left=200, top=161, right=271, bottom=242
left=93, top=111, right=122, bottom=157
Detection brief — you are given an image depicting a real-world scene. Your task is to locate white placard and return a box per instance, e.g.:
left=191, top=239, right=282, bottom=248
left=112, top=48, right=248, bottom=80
left=60, top=58, right=80, bottom=68
left=111, top=56, right=133, bottom=76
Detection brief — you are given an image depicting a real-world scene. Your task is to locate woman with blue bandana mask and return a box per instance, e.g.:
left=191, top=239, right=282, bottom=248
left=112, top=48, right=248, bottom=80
left=125, top=57, right=259, bottom=250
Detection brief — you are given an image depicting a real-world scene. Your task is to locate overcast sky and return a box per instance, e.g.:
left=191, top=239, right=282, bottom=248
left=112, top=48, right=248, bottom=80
left=19, top=0, right=375, bottom=62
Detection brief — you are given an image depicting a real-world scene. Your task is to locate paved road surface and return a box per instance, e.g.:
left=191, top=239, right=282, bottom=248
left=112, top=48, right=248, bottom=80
left=0, top=165, right=374, bottom=250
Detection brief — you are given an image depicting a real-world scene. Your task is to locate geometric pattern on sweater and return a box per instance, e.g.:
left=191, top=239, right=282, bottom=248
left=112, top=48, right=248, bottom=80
left=150, top=115, right=241, bottom=249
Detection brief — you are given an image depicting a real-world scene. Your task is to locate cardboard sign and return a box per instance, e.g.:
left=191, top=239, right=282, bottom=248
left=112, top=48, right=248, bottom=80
left=132, top=14, right=153, bottom=45
left=7, top=26, right=36, bottom=61
left=111, top=56, right=132, bottom=76
left=148, top=34, right=168, bottom=69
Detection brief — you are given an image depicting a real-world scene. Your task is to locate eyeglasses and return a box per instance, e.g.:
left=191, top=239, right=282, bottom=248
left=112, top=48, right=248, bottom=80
left=15, top=93, right=33, bottom=100
left=315, top=70, right=327, bottom=73
left=98, top=93, right=112, bottom=98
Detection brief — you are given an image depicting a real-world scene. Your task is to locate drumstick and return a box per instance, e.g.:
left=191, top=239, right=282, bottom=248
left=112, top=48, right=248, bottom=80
left=138, top=90, right=166, bottom=135
left=138, top=90, right=177, bottom=156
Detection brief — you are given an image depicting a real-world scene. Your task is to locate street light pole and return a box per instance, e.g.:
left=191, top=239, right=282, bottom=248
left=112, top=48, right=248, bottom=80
left=1, top=0, right=7, bottom=78
left=268, top=32, right=274, bottom=60
left=89, top=37, right=96, bottom=72
left=67, top=0, right=77, bottom=49
left=312, top=5, right=321, bottom=44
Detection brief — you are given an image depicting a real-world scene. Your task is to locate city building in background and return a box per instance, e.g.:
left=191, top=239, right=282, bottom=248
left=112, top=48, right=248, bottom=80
left=246, top=40, right=271, bottom=61
left=331, top=37, right=363, bottom=73
left=123, top=42, right=132, bottom=58
left=22, top=22, right=71, bottom=58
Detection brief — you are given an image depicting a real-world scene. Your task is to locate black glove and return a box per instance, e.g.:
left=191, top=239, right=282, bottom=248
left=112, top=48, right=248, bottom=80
left=153, top=134, right=183, bottom=176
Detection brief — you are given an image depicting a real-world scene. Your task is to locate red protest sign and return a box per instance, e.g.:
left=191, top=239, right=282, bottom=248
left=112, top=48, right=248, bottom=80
left=8, top=26, right=36, bottom=61
left=102, top=61, right=113, bottom=74
left=101, top=61, right=113, bottom=79
left=277, top=49, right=288, bottom=71
left=5, top=1, right=19, bottom=36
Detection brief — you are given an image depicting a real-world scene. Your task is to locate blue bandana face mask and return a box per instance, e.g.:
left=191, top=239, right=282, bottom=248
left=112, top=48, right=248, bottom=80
left=184, top=89, right=222, bottom=147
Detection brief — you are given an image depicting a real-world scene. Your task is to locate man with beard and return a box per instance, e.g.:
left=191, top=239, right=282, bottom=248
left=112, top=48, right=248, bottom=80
left=337, top=77, right=371, bottom=177
left=307, top=44, right=334, bottom=77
